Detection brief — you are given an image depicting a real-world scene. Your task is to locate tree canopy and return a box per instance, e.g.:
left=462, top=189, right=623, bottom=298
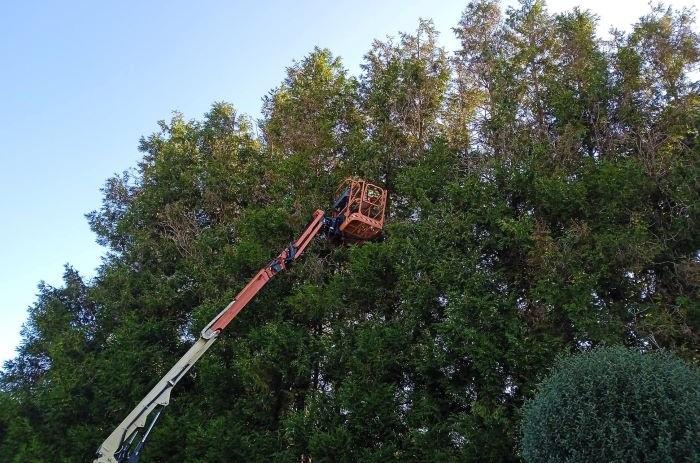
left=1, top=2, right=699, bottom=461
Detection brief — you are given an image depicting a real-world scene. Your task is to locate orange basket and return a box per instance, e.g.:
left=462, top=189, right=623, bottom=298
left=333, top=178, right=387, bottom=241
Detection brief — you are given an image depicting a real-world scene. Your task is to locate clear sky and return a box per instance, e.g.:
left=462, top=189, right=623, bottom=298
left=1, top=0, right=697, bottom=365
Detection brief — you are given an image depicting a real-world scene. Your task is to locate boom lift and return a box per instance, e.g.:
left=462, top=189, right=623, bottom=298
left=94, top=178, right=388, bottom=463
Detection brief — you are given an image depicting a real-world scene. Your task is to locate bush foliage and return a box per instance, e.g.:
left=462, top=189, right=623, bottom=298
left=521, top=347, right=700, bottom=462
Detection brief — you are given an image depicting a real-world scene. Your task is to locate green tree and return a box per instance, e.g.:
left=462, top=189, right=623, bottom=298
left=262, top=48, right=360, bottom=178
left=1, top=267, right=98, bottom=461
left=359, top=19, right=450, bottom=190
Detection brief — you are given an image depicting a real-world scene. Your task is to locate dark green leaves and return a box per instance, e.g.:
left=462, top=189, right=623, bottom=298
left=521, top=347, right=700, bottom=462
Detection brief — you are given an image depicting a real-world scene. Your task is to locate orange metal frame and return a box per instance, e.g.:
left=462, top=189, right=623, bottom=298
left=335, top=178, right=387, bottom=241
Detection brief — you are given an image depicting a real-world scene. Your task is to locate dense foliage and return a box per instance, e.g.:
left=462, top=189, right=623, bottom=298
left=521, top=346, right=700, bottom=462
left=2, top=1, right=699, bottom=461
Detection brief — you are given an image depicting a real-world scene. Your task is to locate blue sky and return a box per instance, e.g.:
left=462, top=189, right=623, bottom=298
left=1, top=0, right=696, bottom=364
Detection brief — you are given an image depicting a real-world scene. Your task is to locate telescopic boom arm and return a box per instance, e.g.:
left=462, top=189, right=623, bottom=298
left=94, top=178, right=387, bottom=463
left=94, top=211, right=325, bottom=463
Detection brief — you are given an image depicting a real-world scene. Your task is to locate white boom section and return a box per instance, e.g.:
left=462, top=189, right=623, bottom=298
left=93, top=303, right=233, bottom=463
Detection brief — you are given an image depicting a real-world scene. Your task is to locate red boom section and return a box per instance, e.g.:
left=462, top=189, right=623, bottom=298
left=204, top=209, right=326, bottom=336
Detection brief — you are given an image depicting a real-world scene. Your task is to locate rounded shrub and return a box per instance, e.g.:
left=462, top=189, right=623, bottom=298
left=520, top=346, right=700, bottom=462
